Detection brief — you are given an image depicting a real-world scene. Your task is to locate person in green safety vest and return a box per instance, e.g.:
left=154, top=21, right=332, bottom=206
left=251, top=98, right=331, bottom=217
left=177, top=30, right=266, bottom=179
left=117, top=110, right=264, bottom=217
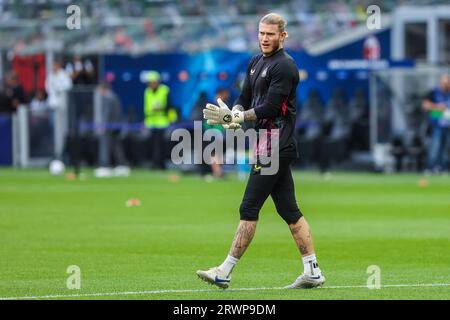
left=144, top=71, right=173, bottom=170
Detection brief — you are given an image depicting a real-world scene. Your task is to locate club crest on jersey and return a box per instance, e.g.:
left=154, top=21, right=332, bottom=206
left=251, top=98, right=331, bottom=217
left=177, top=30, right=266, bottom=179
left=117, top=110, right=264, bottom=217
left=261, top=67, right=268, bottom=78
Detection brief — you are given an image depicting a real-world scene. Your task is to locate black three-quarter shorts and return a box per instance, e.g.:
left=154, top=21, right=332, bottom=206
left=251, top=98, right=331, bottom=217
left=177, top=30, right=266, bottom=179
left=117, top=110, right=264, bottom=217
left=239, top=157, right=303, bottom=225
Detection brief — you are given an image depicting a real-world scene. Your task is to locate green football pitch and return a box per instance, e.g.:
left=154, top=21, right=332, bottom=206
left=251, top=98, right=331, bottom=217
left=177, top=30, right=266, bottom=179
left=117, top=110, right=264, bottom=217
left=0, top=168, right=449, bottom=300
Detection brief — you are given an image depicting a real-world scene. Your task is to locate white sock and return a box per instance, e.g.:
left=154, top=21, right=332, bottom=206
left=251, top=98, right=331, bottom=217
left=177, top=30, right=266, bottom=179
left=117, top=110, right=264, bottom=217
left=302, top=254, right=321, bottom=276
left=219, top=255, right=239, bottom=277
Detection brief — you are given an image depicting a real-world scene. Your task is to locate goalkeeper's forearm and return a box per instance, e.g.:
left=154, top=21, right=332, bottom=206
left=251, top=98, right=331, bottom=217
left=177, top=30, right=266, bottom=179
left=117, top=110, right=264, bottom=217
left=232, top=105, right=257, bottom=122
left=233, top=91, right=287, bottom=122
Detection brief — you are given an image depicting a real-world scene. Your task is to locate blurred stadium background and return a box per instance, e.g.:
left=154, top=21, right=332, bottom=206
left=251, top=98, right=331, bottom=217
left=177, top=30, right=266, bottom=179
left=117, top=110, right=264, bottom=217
left=0, top=0, right=449, bottom=300
left=0, top=0, right=449, bottom=173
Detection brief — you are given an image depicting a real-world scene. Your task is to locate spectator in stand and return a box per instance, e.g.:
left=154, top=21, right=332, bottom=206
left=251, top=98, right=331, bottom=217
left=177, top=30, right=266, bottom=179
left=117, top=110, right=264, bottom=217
left=0, top=79, right=13, bottom=114
left=94, top=82, right=130, bottom=178
left=46, top=60, right=73, bottom=111
left=46, top=59, right=73, bottom=160
left=29, top=89, right=52, bottom=157
left=422, top=73, right=450, bottom=174
left=4, top=71, right=25, bottom=113
left=65, top=55, right=96, bottom=85
left=30, top=89, right=49, bottom=116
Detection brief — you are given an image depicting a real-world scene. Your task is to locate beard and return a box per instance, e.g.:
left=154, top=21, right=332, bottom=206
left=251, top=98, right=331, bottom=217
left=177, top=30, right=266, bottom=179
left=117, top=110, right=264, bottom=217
left=259, top=39, right=281, bottom=57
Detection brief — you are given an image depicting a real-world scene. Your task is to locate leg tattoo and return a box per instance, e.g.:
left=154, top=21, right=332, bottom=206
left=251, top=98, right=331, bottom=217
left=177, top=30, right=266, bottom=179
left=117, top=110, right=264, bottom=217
left=289, top=217, right=315, bottom=256
left=229, top=220, right=257, bottom=259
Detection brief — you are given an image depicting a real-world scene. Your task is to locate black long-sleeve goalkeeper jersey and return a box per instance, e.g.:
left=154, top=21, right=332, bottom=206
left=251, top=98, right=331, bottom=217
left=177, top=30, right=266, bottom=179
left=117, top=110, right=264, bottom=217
left=235, top=48, right=299, bottom=158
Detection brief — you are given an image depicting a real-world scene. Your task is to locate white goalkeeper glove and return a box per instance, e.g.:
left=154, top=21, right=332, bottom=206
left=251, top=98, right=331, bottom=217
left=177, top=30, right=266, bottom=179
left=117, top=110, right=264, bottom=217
left=203, top=98, right=244, bottom=129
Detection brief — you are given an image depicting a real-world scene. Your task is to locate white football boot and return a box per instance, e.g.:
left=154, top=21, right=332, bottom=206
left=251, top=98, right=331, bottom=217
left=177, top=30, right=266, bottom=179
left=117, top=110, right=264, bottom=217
left=284, top=273, right=326, bottom=289
left=113, top=166, right=130, bottom=177
left=196, top=267, right=231, bottom=289
left=94, top=167, right=113, bottom=178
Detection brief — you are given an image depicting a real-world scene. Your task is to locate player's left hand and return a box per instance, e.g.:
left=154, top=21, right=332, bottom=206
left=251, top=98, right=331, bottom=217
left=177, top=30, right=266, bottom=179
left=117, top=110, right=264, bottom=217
left=206, top=119, right=242, bottom=130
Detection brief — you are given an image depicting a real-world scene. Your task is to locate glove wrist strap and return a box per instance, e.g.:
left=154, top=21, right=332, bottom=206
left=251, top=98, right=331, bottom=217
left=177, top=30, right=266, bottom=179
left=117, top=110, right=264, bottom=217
left=231, top=110, right=244, bottom=123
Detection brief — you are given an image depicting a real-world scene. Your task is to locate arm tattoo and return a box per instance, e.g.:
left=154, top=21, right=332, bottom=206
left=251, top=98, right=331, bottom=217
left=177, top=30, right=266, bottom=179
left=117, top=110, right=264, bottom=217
left=243, top=109, right=257, bottom=121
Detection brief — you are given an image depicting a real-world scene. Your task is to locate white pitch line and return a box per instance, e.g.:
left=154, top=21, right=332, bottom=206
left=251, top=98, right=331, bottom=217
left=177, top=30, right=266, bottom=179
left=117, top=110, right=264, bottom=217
left=0, top=283, right=449, bottom=300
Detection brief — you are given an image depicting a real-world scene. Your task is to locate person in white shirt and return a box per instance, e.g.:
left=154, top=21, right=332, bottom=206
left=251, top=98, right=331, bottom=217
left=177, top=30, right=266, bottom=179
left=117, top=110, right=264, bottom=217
left=46, top=60, right=72, bottom=110
left=46, top=60, right=73, bottom=161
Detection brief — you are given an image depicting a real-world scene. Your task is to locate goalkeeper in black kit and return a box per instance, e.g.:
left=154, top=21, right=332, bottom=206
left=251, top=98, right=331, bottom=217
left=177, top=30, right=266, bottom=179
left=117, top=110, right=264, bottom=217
left=198, top=13, right=325, bottom=289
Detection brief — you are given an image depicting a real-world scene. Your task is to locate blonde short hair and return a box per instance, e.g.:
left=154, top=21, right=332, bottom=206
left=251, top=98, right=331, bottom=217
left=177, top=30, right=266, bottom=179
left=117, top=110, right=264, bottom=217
left=259, top=13, right=287, bottom=33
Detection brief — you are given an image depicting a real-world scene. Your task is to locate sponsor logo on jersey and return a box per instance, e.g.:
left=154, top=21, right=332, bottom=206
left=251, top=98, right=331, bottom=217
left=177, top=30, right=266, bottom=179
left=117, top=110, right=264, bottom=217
left=261, top=67, right=268, bottom=78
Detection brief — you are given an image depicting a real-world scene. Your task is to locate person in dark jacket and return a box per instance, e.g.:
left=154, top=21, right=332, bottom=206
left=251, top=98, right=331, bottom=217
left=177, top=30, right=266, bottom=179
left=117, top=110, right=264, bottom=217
left=94, top=82, right=130, bottom=177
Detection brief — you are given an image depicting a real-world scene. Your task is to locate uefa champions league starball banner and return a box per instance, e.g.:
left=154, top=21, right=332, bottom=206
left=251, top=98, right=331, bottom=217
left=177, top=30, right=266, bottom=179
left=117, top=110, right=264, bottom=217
left=102, top=29, right=413, bottom=121
left=103, top=50, right=251, bottom=120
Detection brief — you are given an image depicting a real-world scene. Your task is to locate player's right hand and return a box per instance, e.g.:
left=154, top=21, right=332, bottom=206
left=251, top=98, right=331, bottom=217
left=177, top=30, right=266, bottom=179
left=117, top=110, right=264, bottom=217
left=203, top=98, right=233, bottom=124
left=223, top=123, right=242, bottom=130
